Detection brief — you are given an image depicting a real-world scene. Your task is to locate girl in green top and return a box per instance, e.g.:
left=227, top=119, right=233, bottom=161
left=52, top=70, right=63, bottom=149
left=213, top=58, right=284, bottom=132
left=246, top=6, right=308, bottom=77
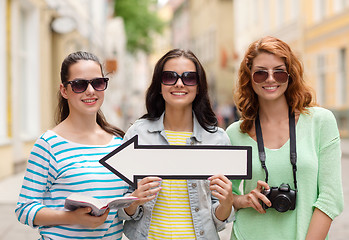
left=226, top=36, right=343, bottom=239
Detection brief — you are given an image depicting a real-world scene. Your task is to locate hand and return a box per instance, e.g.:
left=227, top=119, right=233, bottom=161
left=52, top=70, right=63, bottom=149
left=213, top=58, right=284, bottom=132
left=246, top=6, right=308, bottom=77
left=234, top=180, right=271, bottom=213
left=125, top=176, right=162, bottom=216
left=209, top=174, right=234, bottom=209
left=33, top=206, right=109, bottom=227
left=209, top=174, right=234, bottom=221
left=68, top=207, right=110, bottom=228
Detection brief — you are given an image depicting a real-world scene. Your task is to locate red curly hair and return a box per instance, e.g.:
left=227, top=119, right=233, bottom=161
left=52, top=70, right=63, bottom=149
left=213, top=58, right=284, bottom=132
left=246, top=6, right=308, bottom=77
left=235, top=36, right=315, bottom=133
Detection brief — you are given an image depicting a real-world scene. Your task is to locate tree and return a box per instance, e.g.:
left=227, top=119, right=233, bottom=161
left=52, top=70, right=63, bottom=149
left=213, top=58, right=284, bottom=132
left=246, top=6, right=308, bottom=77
left=114, top=0, right=165, bottom=53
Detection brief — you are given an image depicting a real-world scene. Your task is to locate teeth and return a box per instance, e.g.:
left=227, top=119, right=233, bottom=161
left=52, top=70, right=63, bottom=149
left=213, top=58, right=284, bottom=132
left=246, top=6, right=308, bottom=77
left=82, top=99, right=96, bottom=103
left=172, top=92, right=186, bottom=96
left=264, top=86, right=277, bottom=90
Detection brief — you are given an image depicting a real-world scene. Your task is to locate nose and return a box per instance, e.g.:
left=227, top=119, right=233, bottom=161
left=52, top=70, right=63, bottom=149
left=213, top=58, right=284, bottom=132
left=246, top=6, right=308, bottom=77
left=85, top=82, right=95, bottom=95
left=266, top=70, right=275, bottom=82
left=175, top=77, right=185, bottom=87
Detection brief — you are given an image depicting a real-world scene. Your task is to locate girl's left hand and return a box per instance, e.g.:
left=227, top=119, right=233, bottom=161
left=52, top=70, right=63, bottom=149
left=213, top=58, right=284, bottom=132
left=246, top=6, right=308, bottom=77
left=209, top=174, right=234, bottom=210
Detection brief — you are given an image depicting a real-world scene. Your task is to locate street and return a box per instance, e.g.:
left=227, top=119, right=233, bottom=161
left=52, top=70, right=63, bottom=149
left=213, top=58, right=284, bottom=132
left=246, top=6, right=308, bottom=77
left=1, top=152, right=348, bottom=239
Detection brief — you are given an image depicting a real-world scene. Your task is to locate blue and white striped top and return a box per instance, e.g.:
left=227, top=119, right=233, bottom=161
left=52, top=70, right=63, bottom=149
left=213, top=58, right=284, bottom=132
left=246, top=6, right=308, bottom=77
left=15, top=130, right=129, bottom=240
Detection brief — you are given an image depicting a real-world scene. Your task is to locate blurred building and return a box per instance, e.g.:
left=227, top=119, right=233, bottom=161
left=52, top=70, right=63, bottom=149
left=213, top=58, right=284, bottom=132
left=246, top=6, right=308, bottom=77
left=0, top=0, right=128, bottom=179
left=302, top=0, right=349, bottom=137
left=168, top=0, right=236, bottom=128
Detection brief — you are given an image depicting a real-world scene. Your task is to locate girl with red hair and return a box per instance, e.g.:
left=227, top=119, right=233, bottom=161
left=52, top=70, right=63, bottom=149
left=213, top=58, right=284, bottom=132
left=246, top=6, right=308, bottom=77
left=226, top=36, right=343, bottom=239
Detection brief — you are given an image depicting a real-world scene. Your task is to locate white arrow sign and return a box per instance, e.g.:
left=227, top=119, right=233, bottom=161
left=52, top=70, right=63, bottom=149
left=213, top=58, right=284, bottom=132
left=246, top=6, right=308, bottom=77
left=99, top=135, right=252, bottom=188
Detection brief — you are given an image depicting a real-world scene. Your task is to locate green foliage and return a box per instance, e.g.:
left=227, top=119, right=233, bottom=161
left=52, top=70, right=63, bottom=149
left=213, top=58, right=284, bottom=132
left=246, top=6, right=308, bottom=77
left=114, top=0, right=165, bottom=53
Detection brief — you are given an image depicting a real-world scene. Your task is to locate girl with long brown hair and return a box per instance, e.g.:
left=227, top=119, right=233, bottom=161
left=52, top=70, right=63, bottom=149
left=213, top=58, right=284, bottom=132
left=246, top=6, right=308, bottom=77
left=16, top=51, right=127, bottom=239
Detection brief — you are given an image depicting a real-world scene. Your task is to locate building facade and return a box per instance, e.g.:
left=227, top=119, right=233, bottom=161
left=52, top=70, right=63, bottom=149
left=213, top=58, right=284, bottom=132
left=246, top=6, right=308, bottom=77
left=0, top=0, right=127, bottom=179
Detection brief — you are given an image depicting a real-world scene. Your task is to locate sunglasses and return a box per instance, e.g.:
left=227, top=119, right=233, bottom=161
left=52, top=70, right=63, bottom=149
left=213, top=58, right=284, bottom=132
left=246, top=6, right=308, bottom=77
left=161, top=71, right=198, bottom=86
left=252, top=70, right=289, bottom=84
left=64, top=78, right=109, bottom=93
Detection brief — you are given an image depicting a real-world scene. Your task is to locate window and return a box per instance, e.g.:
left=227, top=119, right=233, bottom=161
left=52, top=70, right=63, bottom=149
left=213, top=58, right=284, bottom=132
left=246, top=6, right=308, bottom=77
left=337, top=48, right=347, bottom=105
left=14, top=4, right=40, bottom=140
left=263, top=0, right=270, bottom=32
left=276, top=0, right=285, bottom=27
left=314, top=0, right=326, bottom=22
left=0, top=0, right=7, bottom=143
left=317, top=55, right=326, bottom=105
left=290, top=0, right=300, bottom=21
left=334, top=0, right=349, bottom=13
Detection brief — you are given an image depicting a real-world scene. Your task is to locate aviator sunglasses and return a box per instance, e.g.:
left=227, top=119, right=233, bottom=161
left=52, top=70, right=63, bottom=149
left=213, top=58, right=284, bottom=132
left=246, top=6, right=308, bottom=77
left=161, top=71, right=198, bottom=86
left=64, top=77, right=109, bottom=93
left=252, top=70, right=289, bottom=84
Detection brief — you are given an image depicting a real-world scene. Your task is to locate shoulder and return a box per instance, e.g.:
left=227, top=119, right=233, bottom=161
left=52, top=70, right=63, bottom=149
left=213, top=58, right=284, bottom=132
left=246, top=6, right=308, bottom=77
left=201, top=126, right=231, bottom=145
left=214, top=126, right=229, bottom=138
left=37, top=130, right=59, bottom=145
left=302, top=107, right=340, bottom=141
left=304, top=107, right=337, bottom=125
left=29, top=130, right=59, bottom=155
left=126, top=118, right=153, bottom=132
left=124, top=118, right=155, bottom=141
left=226, top=121, right=242, bottom=135
left=308, top=106, right=334, bottom=117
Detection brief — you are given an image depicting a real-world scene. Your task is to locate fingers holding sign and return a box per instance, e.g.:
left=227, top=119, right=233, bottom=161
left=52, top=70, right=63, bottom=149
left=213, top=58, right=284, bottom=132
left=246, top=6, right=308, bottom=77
left=124, top=176, right=162, bottom=216
left=209, top=174, right=234, bottom=221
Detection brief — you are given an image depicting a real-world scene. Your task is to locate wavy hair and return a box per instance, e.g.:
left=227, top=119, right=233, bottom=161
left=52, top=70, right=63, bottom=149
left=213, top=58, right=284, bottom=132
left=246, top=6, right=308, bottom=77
left=142, top=49, right=217, bottom=132
left=56, top=51, right=124, bottom=137
left=235, top=36, right=315, bottom=133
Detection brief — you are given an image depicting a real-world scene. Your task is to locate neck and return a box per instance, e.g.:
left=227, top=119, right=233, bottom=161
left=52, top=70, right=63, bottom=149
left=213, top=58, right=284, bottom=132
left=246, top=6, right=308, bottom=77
left=258, top=97, right=289, bottom=123
left=163, top=107, right=193, bottom=132
left=65, top=112, right=101, bottom=133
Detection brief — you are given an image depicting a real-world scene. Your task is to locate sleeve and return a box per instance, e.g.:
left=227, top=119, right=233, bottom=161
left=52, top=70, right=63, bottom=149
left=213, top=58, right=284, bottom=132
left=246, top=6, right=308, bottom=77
left=312, top=109, right=344, bottom=219
left=15, top=136, right=58, bottom=228
left=211, top=200, right=235, bottom=231
left=226, top=123, right=243, bottom=195
left=122, top=123, right=138, bottom=142
left=118, top=185, right=144, bottom=221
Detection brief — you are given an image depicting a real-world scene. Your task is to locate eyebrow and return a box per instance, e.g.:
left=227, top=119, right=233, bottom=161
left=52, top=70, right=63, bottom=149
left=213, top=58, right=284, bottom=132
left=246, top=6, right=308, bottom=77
left=254, top=64, right=286, bottom=69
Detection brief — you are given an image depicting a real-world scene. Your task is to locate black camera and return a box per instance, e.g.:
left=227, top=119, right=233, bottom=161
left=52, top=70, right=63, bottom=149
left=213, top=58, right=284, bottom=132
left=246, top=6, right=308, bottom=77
left=262, top=183, right=296, bottom=212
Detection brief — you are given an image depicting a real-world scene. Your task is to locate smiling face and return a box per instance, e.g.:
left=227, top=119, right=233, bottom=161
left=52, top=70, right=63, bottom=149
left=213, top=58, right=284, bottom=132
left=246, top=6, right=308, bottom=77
left=161, top=57, right=198, bottom=112
left=251, top=52, right=288, bottom=104
left=60, top=60, right=104, bottom=117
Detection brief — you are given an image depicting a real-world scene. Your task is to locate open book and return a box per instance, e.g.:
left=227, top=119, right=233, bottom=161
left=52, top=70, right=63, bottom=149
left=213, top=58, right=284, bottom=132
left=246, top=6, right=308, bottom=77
left=64, top=193, right=138, bottom=216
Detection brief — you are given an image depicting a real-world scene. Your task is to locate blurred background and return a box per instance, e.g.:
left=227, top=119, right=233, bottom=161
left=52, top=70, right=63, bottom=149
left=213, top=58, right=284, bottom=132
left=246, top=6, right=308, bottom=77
left=0, top=0, right=349, bottom=239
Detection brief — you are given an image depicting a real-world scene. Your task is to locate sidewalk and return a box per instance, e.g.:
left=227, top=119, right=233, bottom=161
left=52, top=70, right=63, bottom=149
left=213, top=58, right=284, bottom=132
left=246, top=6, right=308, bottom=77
left=0, top=171, right=40, bottom=239
left=341, top=138, right=349, bottom=158
left=1, top=139, right=348, bottom=239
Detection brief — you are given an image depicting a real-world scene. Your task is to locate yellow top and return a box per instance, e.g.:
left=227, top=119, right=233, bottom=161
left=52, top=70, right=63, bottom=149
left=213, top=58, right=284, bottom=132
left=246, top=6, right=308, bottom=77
left=148, top=130, right=196, bottom=239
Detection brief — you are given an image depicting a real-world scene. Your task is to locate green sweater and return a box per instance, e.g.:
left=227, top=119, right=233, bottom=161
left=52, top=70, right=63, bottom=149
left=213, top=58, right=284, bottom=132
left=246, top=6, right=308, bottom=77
left=226, top=107, right=343, bottom=240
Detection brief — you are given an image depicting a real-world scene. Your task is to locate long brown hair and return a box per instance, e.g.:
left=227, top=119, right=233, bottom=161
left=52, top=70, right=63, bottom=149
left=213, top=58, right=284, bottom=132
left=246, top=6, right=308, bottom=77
left=235, top=36, right=315, bottom=133
left=56, top=51, right=124, bottom=137
left=142, top=49, right=218, bottom=133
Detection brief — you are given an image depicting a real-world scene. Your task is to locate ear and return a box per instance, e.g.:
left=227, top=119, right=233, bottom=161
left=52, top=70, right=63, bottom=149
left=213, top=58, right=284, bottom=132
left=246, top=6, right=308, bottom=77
left=60, top=83, right=68, bottom=99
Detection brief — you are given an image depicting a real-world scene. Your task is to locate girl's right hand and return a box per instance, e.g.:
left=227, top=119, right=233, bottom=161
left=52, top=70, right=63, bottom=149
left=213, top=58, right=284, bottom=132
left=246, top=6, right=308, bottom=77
left=233, top=180, right=271, bottom=213
left=125, top=176, right=162, bottom=215
left=33, top=206, right=109, bottom=228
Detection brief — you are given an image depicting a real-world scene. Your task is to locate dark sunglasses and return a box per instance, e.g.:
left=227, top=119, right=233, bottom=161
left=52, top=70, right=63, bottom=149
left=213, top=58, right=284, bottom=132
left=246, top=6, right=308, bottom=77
left=252, top=70, right=289, bottom=84
left=161, top=71, right=198, bottom=86
left=64, top=78, right=109, bottom=93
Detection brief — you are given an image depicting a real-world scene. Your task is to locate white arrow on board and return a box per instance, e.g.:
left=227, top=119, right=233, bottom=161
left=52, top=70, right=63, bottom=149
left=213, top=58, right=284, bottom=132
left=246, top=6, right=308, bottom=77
left=99, top=135, right=252, bottom=188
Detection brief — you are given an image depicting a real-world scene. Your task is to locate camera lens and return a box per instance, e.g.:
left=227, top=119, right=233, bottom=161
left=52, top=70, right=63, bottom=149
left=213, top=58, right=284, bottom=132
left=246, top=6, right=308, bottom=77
left=274, top=195, right=291, bottom=212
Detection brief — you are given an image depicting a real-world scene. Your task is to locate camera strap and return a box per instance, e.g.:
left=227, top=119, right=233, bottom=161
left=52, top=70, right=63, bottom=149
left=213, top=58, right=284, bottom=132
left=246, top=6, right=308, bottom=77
left=255, top=107, right=298, bottom=190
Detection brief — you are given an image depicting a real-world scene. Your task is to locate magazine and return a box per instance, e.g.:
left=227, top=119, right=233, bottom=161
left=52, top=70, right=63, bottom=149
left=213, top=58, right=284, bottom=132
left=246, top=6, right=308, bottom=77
left=64, top=193, right=138, bottom=216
